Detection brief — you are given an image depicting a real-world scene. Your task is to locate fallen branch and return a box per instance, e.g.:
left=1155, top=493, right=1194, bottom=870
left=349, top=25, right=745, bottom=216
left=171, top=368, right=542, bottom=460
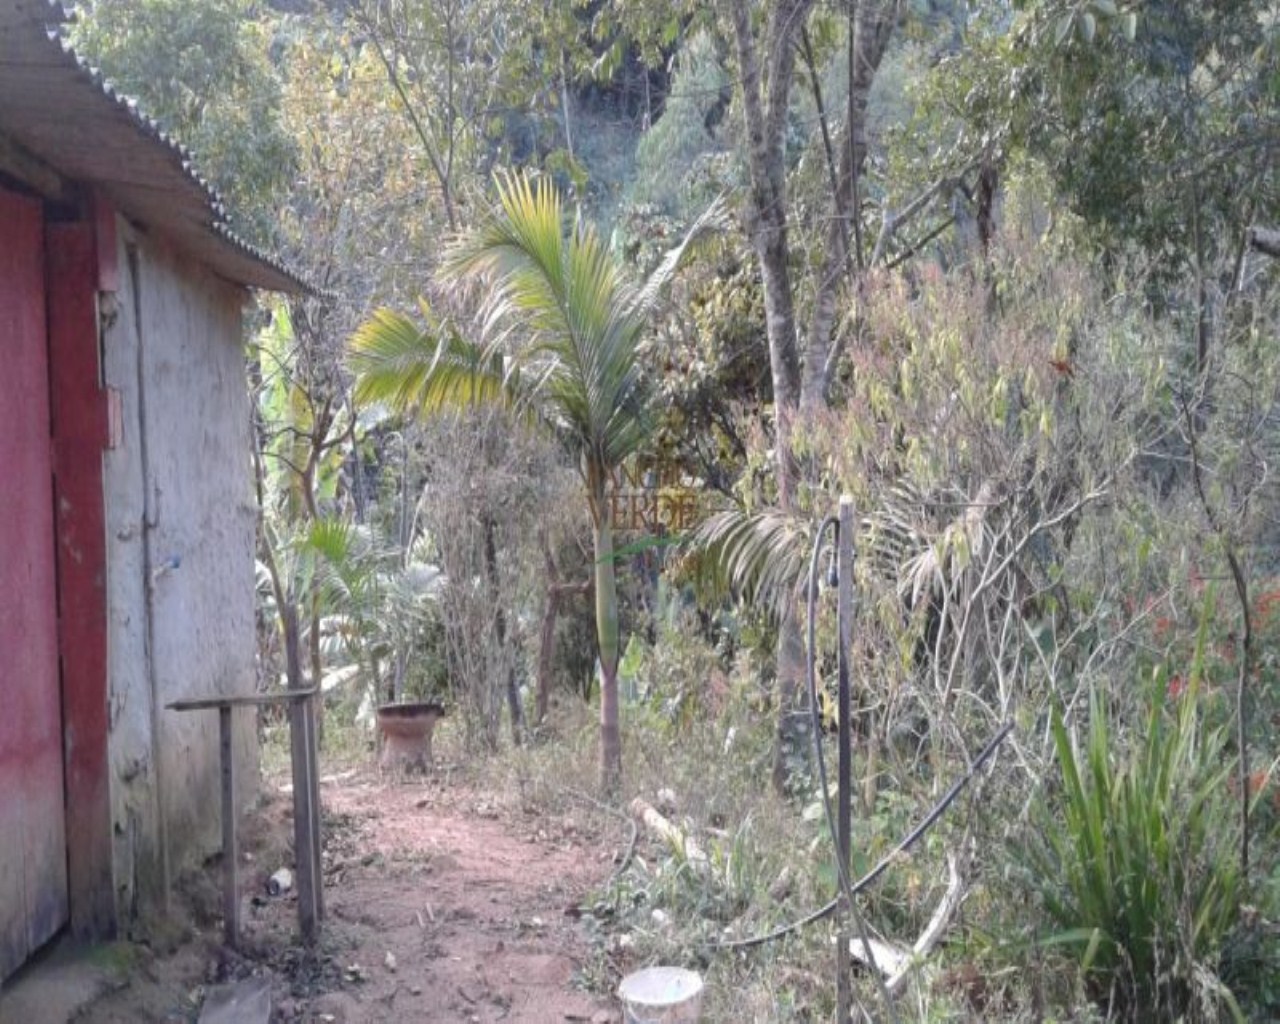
left=847, top=936, right=909, bottom=977
left=846, top=852, right=964, bottom=993
left=890, top=851, right=963, bottom=993
left=1248, top=226, right=1280, bottom=259
left=630, top=797, right=710, bottom=874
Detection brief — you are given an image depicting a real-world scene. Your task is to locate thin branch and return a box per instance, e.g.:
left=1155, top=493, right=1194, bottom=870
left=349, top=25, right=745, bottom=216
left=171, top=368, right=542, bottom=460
left=1180, top=391, right=1253, bottom=880
left=357, top=5, right=457, bottom=229
left=799, top=26, right=851, bottom=274
left=883, top=215, right=957, bottom=272
left=870, top=168, right=974, bottom=268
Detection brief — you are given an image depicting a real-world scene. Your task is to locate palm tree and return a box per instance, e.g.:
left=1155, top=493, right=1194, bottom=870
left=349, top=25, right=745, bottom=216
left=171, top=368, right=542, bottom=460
left=349, top=172, right=722, bottom=791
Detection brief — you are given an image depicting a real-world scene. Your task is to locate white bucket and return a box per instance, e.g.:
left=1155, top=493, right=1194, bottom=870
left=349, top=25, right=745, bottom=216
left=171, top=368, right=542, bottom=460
left=617, top=966, right=704, bottom=1023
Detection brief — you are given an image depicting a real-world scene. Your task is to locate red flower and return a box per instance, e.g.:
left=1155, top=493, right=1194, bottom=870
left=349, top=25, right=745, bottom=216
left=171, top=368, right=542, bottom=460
left=1166, top=675, right=1186, bottom=700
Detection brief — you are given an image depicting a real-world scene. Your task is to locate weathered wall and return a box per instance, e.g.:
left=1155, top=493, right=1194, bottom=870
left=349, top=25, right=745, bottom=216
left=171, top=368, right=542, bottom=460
left=101, top=217, right=258, bottom=928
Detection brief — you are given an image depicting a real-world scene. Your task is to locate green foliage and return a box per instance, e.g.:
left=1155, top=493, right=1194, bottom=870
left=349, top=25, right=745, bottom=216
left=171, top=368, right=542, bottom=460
left=445, top=172, right=655, bottom=484
left=637, top=233, right=770, bottom=495
left=629, top=31, right=730, bottom=216
left=272, top=18, right=438, bottom=305
left=926, top=0, right=1278, bottom=281
left=629, top=597, right=736, bottom=727
left=691, top=508, right=810, bottom=622
left=351, top=171, right=721, bottom=785
left=352, top=171, right=727, bottom=503
left=349, top=302, right=516, bottom=414
left=296, top=516, right=447, bottom=707
left=72, top=0, right=295, bottom=241
left=1012, top=647, right=1248, bottom=1020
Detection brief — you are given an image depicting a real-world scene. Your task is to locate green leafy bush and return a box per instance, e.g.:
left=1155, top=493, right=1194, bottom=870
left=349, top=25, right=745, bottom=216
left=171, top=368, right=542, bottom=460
left=1014, top=658, right=1248, bottom=1021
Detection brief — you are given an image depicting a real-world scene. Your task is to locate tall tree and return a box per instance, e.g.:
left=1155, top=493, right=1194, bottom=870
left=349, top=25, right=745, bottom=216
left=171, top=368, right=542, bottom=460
left=350, top=174, right=719, bottom=789
left=932, top=0, right=1278, bottom=369
left=722, top=0, right=921, bottom=788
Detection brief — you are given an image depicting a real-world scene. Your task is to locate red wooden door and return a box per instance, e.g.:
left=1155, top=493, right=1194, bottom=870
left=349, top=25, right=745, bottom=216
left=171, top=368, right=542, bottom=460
left=0, top=187, right=69, bottom=980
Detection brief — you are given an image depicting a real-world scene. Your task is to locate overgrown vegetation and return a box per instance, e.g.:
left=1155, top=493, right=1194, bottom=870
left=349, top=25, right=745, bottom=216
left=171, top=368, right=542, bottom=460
left=1016, top=668, right=1247, bottom=1020
left=72, top=0, right=1280, bottom=1018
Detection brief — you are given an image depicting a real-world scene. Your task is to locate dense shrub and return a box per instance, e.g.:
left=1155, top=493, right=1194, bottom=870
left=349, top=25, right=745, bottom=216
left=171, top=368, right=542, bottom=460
left=1012, top=644, right=1254, bottom=1021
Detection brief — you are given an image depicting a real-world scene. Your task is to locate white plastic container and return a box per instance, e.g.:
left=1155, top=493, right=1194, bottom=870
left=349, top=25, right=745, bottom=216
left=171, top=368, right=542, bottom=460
left=617, top=966, right=704, bottom=1023
left=266, top=867, right=293, bottom=896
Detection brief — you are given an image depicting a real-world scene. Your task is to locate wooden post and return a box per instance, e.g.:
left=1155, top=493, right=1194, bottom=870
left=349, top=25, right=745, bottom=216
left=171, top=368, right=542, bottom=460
left=219, top=706, right=239, bottom=948
left=283, top=600, right=320, bottom=941
left=47, top=220, right=116, bottom=941
left=288, top=698, right=318, bottom=943
left=306, top=696, right=324, bottom=921
left=835, top=495, right=855, bottom=1024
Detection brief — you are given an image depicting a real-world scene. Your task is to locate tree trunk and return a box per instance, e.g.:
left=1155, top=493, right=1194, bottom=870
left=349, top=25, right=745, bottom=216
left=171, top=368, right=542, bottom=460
left=560, top=51, right=575, bottom=162
left=483, top=515, right=523, bottom=745
left=729, top=0, right=806, bottom=425
left=592, top=492, right=622, bottom=793
left=535, top=585, right=560, bottom=727
left=771, top=599, right=810, bottom=792
left=802, top=0, right=900, bottom=408
left=730, top=0, right=815, bottom=793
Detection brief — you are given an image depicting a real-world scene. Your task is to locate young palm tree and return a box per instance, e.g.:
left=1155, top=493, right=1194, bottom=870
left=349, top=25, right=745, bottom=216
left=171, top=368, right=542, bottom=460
left=349, top=172, right=722, bottom=792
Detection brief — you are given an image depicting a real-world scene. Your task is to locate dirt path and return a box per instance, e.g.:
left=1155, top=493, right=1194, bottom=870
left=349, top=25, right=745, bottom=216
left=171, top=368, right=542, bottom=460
left=80, top=771, right=621, bottom=1023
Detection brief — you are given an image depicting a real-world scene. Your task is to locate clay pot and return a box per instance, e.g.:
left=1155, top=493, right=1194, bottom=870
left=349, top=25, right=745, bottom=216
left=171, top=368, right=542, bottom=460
left=375, top=702, right=445, bottom=774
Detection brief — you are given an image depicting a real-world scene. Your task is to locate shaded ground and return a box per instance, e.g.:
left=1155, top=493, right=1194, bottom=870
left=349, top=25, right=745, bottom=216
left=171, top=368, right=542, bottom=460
left=69, top=768, right=622, bottom=1023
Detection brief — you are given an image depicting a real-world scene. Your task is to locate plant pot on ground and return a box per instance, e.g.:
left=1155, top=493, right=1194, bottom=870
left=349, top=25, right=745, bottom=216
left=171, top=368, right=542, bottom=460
left=376, top=701, right=446, bottom=774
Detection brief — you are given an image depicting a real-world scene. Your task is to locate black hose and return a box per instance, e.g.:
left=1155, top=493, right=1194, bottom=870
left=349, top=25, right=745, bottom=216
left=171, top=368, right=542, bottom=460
left=715, top=717, right=1013, bottom=952
left=804, top=516, right=842, bottom=891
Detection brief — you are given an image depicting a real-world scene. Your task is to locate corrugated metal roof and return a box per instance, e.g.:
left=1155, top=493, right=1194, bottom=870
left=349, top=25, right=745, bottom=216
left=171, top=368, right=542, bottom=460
left=0, top=0, right=311, bottom=294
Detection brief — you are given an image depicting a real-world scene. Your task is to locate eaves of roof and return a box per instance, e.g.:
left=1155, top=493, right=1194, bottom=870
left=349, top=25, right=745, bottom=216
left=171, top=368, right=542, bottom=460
left=0, top=0, right=312, bottom=295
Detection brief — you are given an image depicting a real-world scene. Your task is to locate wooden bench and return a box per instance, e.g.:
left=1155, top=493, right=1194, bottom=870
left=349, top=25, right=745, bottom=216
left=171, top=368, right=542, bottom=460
left=167, top=688, right=322, bottom=947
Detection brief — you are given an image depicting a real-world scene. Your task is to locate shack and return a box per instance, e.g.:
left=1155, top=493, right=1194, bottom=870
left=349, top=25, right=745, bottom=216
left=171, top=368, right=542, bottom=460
left=0, top=0, right=307, bottom=980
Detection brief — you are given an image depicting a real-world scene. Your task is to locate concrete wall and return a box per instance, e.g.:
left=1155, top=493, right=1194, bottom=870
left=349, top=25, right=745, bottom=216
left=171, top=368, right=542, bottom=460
left=101, top=217, right=258, bottom=928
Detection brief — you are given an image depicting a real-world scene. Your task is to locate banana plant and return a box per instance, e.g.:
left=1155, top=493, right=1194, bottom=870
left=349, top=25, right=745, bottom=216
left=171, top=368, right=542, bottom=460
left=349, top=171, right=725, bottom=792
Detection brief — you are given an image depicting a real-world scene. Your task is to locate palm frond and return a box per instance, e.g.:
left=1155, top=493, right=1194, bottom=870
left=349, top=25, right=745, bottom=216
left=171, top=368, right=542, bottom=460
left=444, top=170, right=652, bottom=475
left=295, top=518, right=373, bottom=613
left=691, top=507, right=811, bottom=620
left=861, top=480, right=997, bottom=608
left=633, top=193, right=732, bottom=316
left=349, top=302, right=514, bottom=415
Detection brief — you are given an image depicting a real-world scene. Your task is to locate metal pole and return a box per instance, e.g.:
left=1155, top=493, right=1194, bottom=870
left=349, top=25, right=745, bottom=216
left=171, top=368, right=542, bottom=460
left=836, top=495, right=855, bottom=1024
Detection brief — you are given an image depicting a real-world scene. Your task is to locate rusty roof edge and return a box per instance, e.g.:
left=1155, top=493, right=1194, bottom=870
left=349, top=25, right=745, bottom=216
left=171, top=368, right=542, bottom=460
left=32, top=1, right=317, bottom=295
left=211, top=223, right=334, bottom=298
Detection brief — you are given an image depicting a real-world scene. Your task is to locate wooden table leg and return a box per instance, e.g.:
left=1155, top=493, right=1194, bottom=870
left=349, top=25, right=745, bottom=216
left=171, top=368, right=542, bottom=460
left=289, top=698, right=317, bottom=943
left=219, top=706, right=239, bottom=948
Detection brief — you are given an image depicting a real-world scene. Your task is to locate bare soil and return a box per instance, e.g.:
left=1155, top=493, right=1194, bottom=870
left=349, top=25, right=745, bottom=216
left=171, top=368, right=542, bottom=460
left=78, top=767, right=623, bottom=1023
